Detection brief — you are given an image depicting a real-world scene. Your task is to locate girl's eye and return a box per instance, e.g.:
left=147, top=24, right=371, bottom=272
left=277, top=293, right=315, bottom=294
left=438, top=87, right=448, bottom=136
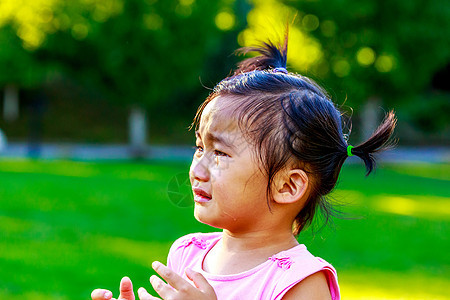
left=195, top=145, right=204, bottom=152
left=194, top=145, right=204, bottom=156
left=214, top=150, right=228, bottom=157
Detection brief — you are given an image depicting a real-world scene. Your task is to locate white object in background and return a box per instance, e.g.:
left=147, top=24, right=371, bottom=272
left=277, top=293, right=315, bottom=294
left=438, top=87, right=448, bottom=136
left=129, top=105, right=147, bottom=151
left=0, top=128, right=7, bottom=152
left=4, top=84, right=19, bottom=122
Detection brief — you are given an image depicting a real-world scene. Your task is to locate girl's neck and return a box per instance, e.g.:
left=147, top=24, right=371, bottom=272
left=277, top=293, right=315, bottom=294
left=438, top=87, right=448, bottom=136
left=202, top=229, right=299, bottom=275
left=220, top=228, right=299, bottom=253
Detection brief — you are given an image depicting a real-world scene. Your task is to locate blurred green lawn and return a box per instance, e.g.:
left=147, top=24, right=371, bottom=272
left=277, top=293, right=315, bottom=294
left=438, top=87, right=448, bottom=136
left=0, top=159, right=448, bottom=299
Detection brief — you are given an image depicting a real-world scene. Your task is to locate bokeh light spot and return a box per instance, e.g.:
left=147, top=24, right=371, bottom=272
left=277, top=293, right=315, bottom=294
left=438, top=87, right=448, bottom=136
left=58, top=14, right=71, bottom=31
left=302, top=14, right=319, bottom=31
left=215, top=11, right=235, bottom=31
left=39, top=7, right=54, bottom=23
left=356, top=47, right=376, bottom=66
left=320, top=20, right=336, bottom=37
left=93, top=9, right=110, bottom=23
left=239, top=0, right=323, bottom=72
left=375, top=54, right=395, bottom=72
left=143, top=13, right=163, bottom=30
left=175, top=3, right=192, bottom=17
left=71, top=23, right=89, bottom=40
left=332, top=59, right=351, bottom=77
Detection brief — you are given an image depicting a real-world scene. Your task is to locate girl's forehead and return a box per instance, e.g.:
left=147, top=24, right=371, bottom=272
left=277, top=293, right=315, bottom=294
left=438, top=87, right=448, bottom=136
left=198, top=96, right=240, bottom=134
left=198, top=96, right=253, bottom=155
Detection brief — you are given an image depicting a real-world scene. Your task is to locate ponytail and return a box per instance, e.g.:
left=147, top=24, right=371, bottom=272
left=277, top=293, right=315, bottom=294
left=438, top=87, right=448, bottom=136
left=349, top=111, right=397, bottom=175
left=234, top=31, right=289, bottom=74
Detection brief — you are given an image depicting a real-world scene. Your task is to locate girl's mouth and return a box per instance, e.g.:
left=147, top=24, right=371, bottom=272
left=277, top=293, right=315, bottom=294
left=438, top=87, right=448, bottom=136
left=192, top=187, right=212, bottom=203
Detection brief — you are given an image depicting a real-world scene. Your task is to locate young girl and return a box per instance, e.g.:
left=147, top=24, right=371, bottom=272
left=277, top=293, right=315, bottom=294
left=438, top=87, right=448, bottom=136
left=91, top=37, right=396, bottom=300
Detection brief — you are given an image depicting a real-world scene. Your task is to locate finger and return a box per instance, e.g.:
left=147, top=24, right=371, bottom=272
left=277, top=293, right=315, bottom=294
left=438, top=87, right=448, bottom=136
left=137, top=287, right=160, bottom=300
left=119, top=276, right=135, bottom=300
left=185, top=268, right=215, bottom=294
left=152, top=261, right=187, bottom=291
left=150, top=275, right=176, bottom=299
left=91, top=289, right=113, bottom=300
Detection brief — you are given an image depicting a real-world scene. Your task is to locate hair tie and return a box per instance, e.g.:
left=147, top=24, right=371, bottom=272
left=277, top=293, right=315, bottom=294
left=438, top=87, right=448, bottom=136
left=347, top=145, right=354, bottom=157
left=273, top=67, right=288, bottom=74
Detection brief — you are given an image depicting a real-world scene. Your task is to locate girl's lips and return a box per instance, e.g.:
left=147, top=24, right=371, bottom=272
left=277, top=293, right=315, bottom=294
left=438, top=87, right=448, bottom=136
left=192, top=187, right=211, bottom=203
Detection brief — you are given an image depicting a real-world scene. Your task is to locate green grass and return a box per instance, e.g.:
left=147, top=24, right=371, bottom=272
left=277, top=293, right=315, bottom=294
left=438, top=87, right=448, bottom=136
left=0, top=159, right=448, bottom=299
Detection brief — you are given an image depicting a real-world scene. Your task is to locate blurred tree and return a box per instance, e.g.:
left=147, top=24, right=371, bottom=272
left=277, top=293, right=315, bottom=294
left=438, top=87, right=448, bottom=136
left=51, top=0, right=248, bottom=154
left=0, top=0, right=118, bottom=122
left=239, top=0, right=450, bottom=139
left=283, top=0, right=450, bottom=138
left=0, top=0, right=246, bottom=151
left=0, top=0, right=54, bottom=122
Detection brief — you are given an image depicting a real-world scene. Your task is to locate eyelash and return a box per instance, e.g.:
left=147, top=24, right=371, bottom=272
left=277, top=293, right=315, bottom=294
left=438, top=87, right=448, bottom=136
left=214, top=150, right=228, bottom=157
left=194, top=145, right=228, bottom=157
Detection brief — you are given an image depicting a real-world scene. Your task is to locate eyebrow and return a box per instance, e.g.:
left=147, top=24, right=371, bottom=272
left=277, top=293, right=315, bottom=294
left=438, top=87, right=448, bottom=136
left=195, top=131, right=236, bottom=150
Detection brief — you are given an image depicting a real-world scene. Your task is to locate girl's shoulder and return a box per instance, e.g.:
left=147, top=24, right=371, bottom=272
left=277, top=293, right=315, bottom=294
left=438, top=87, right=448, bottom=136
left=171, top=231, right=222, bottom=250
left=167, top=232, right=221, bottom=262
left=166, top=232, right=221, bottom=274
left=269, top=245, right=340, bottom=300
left=270, top=244, right=336, bottom=271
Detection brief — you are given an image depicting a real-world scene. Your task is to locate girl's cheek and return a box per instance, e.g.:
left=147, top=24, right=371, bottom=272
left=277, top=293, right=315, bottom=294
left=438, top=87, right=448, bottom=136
left=210, top=161, right=230, bottom=183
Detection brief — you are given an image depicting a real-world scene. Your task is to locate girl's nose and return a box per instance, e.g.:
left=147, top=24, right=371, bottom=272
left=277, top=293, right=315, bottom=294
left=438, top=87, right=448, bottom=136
left=190, top=157, right=210, bottom=182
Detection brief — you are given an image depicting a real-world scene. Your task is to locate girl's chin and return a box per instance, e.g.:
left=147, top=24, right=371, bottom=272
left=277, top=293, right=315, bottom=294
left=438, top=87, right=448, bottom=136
left=194, top=207, right=221, bottom=228
left=194, top=206, right=209, bottom=222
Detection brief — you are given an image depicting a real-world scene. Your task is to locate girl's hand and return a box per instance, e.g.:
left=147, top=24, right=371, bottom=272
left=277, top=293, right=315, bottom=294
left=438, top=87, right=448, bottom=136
left=137, top=261, right=217, bottom=300
left=91, top=276, right=135, bottom=300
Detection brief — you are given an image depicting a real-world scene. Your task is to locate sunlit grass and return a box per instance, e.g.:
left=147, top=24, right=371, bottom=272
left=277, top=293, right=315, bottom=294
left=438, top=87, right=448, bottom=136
left=341, top=269, right=449, bottom=300
left=0, top=159, right=448, bottom=299
left=374, top=195, right=450, bottom=219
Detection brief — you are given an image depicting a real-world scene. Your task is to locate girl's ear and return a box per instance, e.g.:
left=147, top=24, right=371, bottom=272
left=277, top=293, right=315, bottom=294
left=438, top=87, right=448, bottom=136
left=272, top=169, right=309, bottom=204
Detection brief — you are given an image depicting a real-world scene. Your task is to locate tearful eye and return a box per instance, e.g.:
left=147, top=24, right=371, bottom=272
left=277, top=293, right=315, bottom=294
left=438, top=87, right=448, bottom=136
left=214, top=150, right=228, bottom=157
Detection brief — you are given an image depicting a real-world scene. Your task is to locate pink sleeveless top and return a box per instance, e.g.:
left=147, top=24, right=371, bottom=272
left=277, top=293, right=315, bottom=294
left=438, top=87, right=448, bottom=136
left=167, top=232, right=340, bottom=300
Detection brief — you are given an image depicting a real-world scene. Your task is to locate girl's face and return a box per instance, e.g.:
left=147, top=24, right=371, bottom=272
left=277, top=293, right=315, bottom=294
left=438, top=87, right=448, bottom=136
left=189, top=96, right=272, bottom=233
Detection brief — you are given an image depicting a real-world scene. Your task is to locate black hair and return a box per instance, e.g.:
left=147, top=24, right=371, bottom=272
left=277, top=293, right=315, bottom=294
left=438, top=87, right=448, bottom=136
left=193, top=38, right=396, bottom=236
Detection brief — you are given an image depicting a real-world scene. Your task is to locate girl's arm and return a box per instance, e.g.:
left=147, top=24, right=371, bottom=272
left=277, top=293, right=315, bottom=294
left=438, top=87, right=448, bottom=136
left=281, top=271, right=332, bottom=300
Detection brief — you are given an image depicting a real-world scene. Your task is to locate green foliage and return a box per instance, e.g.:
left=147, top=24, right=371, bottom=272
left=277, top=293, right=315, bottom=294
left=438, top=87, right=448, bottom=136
left=47, top=0, right=225, bottom=107
left=0, top=0, right=245, bottom=108
left=0, top=159, right=448, bottom=299
left=400, top=92, right=450, bottom=133
left=0, top=26, right=47, bottom=87
left=283, top=0, right=450, bottom=108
